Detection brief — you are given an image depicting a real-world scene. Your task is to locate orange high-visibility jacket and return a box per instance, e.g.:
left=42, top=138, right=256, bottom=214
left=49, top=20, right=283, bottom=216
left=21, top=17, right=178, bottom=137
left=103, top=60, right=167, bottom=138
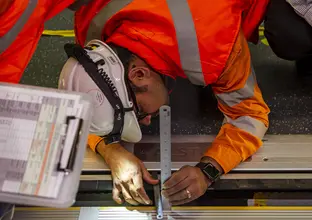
left=0, top=0, right=76, bottom=83
left=0, top=0, right=106, bottom=155
left=79, top=0, right=270, bottom=173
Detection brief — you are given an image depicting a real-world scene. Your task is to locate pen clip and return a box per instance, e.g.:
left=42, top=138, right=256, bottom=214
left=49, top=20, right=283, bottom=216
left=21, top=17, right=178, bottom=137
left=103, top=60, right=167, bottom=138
left=57, top=116, right=83, bottom=173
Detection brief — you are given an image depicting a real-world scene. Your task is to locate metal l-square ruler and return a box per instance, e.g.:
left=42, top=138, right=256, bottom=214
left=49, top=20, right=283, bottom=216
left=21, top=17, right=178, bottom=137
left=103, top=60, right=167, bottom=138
left=156, top=105, right=172, bottom=219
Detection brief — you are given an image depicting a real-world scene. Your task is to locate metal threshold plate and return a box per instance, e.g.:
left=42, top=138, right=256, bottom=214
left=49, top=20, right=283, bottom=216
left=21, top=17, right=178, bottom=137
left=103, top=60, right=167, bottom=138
left=78, top=174, right=312, bottom=190
left=79, top=173, right=312, bottom=181
left=83, top=135, right=312, bottom=172
left=12, top=207, right=312, bottom=220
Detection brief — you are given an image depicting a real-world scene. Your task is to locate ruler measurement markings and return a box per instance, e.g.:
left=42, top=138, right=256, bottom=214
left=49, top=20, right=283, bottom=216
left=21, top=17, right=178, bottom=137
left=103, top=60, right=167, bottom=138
left=158, top=105, right=172, bottom=219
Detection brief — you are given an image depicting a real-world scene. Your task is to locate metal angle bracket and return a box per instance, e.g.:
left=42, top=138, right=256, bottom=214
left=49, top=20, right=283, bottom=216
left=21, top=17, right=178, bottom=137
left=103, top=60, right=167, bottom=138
left=156, top=105, right=172, bottom=219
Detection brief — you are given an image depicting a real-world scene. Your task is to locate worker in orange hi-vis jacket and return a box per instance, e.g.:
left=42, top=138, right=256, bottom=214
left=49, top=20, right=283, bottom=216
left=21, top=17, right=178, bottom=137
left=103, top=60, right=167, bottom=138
left=0, top=0, right=85, bottom=82
left=0, top=0, right=90, bottom=216
left=57, top=0, right=271, bottom=206
left=0, top=0, right=271, bottom=208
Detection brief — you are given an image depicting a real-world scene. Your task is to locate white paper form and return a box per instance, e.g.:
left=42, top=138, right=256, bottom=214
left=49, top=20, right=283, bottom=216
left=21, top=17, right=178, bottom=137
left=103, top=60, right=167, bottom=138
left=0, top=86, right=83, bottom=198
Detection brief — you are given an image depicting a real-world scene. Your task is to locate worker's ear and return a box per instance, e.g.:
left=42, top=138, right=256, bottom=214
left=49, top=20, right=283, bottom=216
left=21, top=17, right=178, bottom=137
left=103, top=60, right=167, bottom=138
left=128, top=66, right=152, bottom=84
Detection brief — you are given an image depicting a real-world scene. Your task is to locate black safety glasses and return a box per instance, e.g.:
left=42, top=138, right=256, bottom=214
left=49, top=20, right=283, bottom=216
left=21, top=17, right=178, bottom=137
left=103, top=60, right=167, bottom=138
left=125, top=80, right=159, bottom=121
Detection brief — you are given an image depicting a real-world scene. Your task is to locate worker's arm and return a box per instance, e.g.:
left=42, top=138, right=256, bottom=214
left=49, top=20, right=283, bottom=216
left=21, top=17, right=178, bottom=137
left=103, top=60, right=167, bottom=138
left=47, top=0, right=96, bottom=20
left=45, top=0, right=76, bottom=20
left=205, top=29, right=270, bottom=174
left=0, top=0, right=12, bottom=15
left=87, top=134, right=104, bottom=152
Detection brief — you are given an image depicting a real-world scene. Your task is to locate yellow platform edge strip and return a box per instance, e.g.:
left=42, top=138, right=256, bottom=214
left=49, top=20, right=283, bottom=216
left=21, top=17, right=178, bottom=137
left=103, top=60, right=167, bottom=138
left=43, top=30, right=75, bottom=37
left=42, top=27, right=268, bottom=44
left=15, top=206, right=312, bottom=212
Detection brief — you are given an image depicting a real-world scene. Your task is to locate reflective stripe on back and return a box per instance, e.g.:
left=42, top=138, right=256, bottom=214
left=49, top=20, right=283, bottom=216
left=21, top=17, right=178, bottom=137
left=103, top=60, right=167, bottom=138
left=85, top=0, right=206, bottom=85
left=68, top=0, right=95, bottom=11
left=166, top=0, right=205, bottom=86
left=215, top=67, right=256, bottom=107
left=0, top=0, right=38, bottom=54
left=224, top=115, right=267, bottom=140
left=86, top=0, right=133, bottom=43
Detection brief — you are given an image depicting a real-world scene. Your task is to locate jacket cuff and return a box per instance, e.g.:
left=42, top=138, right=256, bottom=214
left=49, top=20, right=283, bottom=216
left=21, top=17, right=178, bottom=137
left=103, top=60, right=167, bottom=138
left=203, top=144, right=242, bottom=174
left=87, top=134, right=104, bottom=152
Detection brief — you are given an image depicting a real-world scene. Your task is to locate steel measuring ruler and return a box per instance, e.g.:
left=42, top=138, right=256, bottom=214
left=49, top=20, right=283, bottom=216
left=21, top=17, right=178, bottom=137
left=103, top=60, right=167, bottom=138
left=157, top=105, right=172, bottom=219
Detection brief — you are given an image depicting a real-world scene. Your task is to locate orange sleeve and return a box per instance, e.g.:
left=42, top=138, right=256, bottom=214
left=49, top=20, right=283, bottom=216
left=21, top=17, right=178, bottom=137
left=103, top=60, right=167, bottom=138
left=87, top=134, right=104, bottom=152
left=241, top=0, right=270, bottom=44
left=0, top=0, right=12, bottom=15
left=45, top=0, right=75, bottom=21
left=204, top=29, right=270, bottom=174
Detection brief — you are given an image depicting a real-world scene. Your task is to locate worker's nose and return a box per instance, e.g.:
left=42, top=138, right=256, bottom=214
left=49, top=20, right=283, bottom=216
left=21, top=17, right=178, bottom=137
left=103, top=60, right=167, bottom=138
left=140, top=115, right=151, bottom=125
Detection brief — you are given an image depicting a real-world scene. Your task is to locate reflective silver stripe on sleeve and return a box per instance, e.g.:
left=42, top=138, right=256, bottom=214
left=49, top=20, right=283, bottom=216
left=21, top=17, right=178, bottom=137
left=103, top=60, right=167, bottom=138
left=0, top=0, right=38, bottom=54
left=86, top=0, right=132, bottom=43
left=216, top=68, right=256, bottom=107
left=68, top=0, right=95, bottom=11
left=166, top=0, right=205, bottom=86
left=224, top=115, right=267, bottom=139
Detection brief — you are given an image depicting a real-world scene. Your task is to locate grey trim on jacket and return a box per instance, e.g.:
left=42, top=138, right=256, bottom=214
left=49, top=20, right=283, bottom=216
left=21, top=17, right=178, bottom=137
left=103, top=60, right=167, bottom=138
left=287, top=0, right=312, bottom=26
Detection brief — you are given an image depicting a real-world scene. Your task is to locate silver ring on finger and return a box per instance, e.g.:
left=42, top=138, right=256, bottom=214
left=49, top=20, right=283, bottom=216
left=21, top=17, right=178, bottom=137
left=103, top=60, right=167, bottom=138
left=186, top=189, right=192, bottom=199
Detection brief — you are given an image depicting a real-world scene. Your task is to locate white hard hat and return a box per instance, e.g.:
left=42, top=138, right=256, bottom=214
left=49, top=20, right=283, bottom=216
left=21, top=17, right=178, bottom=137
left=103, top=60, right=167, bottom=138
left=58, top=40, right=142, bottom=144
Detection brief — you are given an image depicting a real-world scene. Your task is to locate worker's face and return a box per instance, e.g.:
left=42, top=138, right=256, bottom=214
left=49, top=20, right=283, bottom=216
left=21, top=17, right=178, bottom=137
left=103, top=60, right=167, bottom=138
left=128, top=66, right=168, bottom=126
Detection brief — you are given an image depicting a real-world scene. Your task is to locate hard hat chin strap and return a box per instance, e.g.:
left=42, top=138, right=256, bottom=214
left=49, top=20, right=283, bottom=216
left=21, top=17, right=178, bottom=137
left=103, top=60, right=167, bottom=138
left=64, top=43, right=126, bottom=145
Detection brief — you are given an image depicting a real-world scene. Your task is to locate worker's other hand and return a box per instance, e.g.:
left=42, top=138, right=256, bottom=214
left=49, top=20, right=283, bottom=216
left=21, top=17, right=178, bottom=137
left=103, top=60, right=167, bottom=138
left=98, top=143, right=159, bottom=205
left=161, top=165, right=211, bottom=205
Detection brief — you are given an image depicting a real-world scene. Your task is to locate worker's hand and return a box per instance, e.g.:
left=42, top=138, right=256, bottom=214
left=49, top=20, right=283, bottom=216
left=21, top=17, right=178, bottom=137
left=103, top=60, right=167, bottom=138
left=161, top=165, right=211, bottom=205
left=97, top=142, right=159, bottom=205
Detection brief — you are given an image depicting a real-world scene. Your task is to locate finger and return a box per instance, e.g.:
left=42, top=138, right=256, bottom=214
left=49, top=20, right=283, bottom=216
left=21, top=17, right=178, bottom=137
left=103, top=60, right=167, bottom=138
left=137, top=187, right=152, bottom=205
left=140, top=161, right=159, bottom=185
left=169, top=184, right=201, bottom=205
left=133, top=174, right=152, bottom=205
left=128, top=181, right=146, bottom=205
left=112, top=184, right=123, bottom=204
left=120, top=183, right=139, bottom=206
left=167, top=187, right=191, bottom=202
left=127, top=179, right=145, bottom=204
left=163, top=169, right=189, bottom=190
left=162, top=176, right=191, bottom=198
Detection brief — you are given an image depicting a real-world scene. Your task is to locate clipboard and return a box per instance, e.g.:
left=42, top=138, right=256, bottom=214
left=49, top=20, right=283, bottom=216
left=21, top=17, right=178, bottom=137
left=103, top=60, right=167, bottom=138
left=0, top=82, right=93, bottom=208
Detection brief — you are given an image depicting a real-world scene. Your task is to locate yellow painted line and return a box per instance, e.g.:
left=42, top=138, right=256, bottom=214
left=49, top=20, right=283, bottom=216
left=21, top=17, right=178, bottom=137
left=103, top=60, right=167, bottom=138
left=103, top=206, right=312, bottom=211
left=261, top=38, right=269, bottom=46
left=43, top=28, right=268, bottom=45
left=170, top=206, right=312, bottom=211
left=43, top=30, right=75, bottom=37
